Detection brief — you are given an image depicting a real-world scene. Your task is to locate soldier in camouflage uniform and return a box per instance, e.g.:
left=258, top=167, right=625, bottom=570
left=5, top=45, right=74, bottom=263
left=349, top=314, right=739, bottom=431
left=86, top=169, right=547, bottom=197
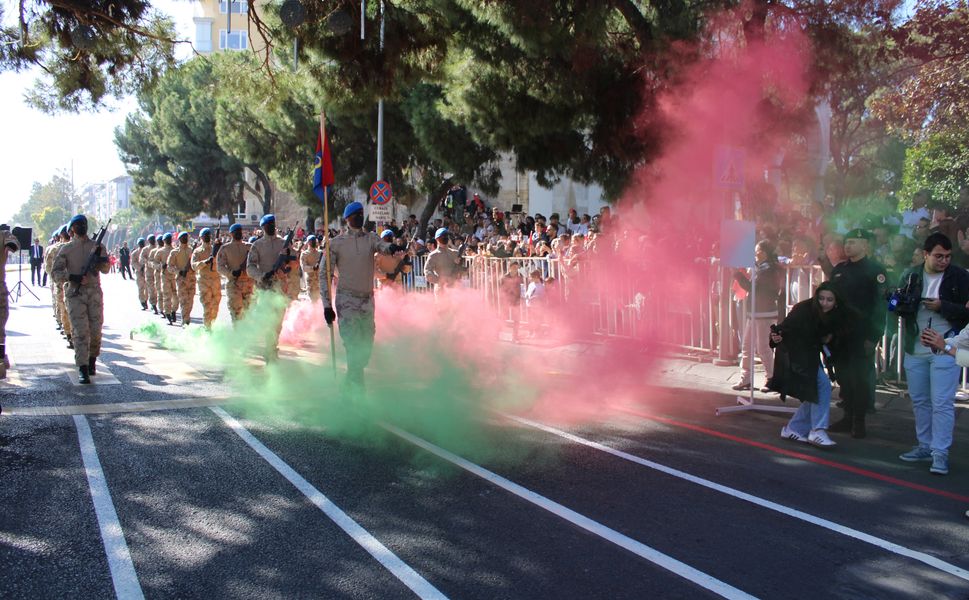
left=0, top=224, right=21, bottom=379
left=321, top=202, right=400, bottom=390
left=168, top=232, right=196, bottom=327
left=218, top=224, right=254, bottom=323
left=247, top=214, right=295, bottom=360
left=53, top=227, right=74, bottom=347
left=144, top=235, right=159, bottom=313
left=192, top=228, right=222, bottom=329
left=152, top=235, right=168, bottom=318
left=157, top=233, right=177, bottom=324
left=44, top=227, right=65, bottom=332
left=130, top=237, right=149, bottom=310
left=51, top=215, right=110, bottom=384
left=301, top=235, right=322, bottom=303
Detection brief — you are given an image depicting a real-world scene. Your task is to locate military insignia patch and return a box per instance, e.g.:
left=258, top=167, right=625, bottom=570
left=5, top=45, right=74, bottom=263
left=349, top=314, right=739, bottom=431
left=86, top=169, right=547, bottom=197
left=876, top=273, right=886, bottom=284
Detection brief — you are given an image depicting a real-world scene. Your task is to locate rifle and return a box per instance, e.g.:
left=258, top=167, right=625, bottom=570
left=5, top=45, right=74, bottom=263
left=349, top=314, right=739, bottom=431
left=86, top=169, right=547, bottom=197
left=210, top=226, right=222, bottom=270
left=70, top=219, right=111, bottom=297
left=263, top=223, right=297, bottom=283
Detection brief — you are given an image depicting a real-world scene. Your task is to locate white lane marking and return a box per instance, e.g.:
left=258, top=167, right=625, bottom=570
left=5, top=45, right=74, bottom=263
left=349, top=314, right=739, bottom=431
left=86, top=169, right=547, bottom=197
left=502, top=413, right=969, bottom=585
left=210, top=407, right=447, bottom=600
left=380, top=422, right=756, bottom=600
left=74, top=415, right=145, bottom=600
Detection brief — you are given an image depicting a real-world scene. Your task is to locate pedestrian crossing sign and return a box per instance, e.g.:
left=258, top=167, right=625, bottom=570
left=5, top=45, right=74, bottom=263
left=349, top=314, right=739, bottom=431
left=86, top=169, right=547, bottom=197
left=714, top=146, right=745, bottom=191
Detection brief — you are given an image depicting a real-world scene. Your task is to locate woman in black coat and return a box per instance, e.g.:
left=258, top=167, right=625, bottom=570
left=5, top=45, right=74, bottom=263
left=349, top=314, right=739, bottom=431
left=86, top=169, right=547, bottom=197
left=767, top=282, right=848, bottom=448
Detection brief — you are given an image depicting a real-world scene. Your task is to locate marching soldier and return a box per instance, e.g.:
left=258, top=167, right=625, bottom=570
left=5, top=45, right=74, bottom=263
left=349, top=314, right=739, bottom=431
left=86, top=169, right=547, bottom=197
left=0, top=224, right=21, bottom=379
left=247, top=214, right=296, bottom=360
left=53, top=227, right=74, bottom=347
left=157, top=233, right=177, bottom=325
left=321, top=202, right=401, bottom=390
left=217, top=224, right=254, bottom=323
left=130, top=237, right=149, bottom=310
left=168, top=232, right=196, bottom=327
left=425, top=227, right=463, bottom=291
left=50, top=215, right=110, bottom=384
left=44, top=227, right=66, bottom=331
left=151, top=234, right=168, bottom=318
left=143, top=235, right=159, bottom=313
left=301, top=235, right=322, bottom=302
left=191, top=228, right=222, bottom=329
left=829, top=228, right=889, bottom=439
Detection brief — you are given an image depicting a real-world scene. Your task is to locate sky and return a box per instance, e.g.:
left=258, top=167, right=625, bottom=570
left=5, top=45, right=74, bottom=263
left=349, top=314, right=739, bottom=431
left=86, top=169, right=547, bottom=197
left=0, top=0, right=197, bottom=224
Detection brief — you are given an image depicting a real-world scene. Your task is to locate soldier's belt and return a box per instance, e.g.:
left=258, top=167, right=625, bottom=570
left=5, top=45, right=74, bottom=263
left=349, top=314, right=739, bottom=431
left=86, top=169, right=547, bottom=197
left=338, top=288, right=374, bottom=299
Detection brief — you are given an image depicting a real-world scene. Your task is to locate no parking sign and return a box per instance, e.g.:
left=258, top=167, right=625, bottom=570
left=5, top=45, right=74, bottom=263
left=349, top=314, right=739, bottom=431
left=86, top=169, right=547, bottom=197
left=368, top=180, right=393, bottom=222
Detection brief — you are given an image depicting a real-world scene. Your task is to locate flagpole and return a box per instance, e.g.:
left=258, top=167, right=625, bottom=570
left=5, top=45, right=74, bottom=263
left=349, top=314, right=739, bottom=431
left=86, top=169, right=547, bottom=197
left=320, top=109, right=337, bottom=377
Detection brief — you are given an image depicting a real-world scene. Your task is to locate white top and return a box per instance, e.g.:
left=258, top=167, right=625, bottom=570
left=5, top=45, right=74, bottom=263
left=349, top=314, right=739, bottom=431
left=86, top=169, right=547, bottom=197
left=915, top=270, right=953, bottom=355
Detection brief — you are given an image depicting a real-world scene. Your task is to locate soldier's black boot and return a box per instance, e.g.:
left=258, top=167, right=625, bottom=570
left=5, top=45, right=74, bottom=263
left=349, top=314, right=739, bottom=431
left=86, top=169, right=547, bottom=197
left=78, top=365, right=91, bottom=384
left=152, top=304, right=158, bottom=314
left=88, top=357, right=97, bottom=376
left=66, top=335, right=74, bottom=349
left=851, top=414, right=867, bottom=439
left=141, top=302, right=148, bottom=310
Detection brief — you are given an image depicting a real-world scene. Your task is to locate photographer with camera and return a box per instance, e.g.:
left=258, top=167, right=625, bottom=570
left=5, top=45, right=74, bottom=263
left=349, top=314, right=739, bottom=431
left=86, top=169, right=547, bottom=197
left=769, top=282, right=849, bottom=447
left=893, top=232, right=969, bottom=475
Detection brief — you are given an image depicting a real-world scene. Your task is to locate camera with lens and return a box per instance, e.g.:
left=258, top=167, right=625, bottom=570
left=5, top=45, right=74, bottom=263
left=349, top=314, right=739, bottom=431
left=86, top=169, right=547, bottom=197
left=887, top=273, right=920, bottom=315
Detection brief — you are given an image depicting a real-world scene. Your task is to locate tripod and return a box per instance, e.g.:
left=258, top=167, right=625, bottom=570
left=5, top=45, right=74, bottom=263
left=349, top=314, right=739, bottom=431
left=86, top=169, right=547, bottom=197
left=8, top=250, right=39, bottom=303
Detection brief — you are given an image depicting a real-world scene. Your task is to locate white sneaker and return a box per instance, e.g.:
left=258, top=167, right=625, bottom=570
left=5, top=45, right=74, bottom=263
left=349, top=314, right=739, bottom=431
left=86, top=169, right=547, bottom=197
left=780, top=425, right=808, bottom=443
left=808, top=429, right=836, bottom=448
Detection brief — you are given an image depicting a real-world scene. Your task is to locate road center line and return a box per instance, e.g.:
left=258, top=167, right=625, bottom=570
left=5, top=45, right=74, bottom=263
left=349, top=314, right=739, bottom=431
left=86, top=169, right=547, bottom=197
left=74, top=415, right=145, bottom=600
left=379, top=421, right=756, bottom=600
left=500, top=412, right=969, bottom=585
left=210, top=407, right=447, bottom=600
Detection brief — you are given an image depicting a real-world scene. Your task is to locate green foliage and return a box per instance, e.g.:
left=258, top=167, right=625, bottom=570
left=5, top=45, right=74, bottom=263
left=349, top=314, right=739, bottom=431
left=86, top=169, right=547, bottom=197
left=902, top=131, right=969, bottom=207
left=116, top=58, right=248, bottom=221
left=2, top=1, right=177, bottom=113
left=10, top=174, right=75, bottom=234
left=31, top=205, right=70, bottom=239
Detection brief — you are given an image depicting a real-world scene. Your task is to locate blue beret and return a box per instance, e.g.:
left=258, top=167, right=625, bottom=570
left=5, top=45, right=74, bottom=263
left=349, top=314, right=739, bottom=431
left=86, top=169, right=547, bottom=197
left=343, top=202, right=364, bottom=219
left=260, top=214, right=275, bottom=226
left=200, top=228, right=212, bottom=236
left=248, top=236, right=258, bottom=243
left=306, top=235, right=317, bottom=243
left=178, top=231, right=189, bottom=240
left=228, top=223, right=242, bottom=233
left=162, top=233, right=173, bottom=242
left=146, top=234, right=156, bottom=242
left=58, top=225, right=69, bottom=237
left=69, top=215, right=87, bottom=227
left=137, top=237, right=145, bottom=244
left=380, top=229, right=393, bottom=239
left=435, top=227, right=449, bottom=240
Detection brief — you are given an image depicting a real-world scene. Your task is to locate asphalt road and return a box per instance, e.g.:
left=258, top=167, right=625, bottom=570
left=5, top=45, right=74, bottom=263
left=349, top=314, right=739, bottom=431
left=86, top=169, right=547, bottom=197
left=2, top=274, right=969, bottom=599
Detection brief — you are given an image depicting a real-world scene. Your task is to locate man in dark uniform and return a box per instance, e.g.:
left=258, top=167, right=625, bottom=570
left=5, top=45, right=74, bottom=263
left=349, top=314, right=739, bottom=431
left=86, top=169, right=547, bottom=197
left=829, top=228, right=888, bottom=438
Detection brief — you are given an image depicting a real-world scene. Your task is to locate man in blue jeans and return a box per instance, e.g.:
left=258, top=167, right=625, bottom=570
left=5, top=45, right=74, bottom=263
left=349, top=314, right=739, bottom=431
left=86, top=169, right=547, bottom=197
left=895, top=232, right=969, bottom=475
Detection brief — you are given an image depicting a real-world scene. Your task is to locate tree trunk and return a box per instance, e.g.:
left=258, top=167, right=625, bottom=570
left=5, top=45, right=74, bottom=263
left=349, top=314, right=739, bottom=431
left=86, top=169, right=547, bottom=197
left=248, top=165, right=273, bottom=215
left=418, top=179, right=453, bottom=242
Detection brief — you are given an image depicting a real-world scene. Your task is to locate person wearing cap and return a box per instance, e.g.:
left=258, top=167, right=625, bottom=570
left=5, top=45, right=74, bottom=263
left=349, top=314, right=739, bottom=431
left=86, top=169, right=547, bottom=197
left=374, top=229, right=406, bottom=288
left=51, top=226, right=74, bottom=345
left=321, top=201, right=400, bottom=391
left=247, top=214, right=296, bottom=360
left=143, top=235, right=160, bottom=313
left=300, top=235, right=322, bottom=303
left=828, top=227, right=889, bottom=438
left=44, top=227, right=66, bottom=332
left=168, top=232, right=196, bottom=327
left=51, top=215, right=110, bottom=384
left=218, top=223, right=254, bottom=322
left=191, top=228, right=222, bottom=328
left=0, top=224, right=20, bottom=379
left=130, top=237, right=149, bottom=310
left=893, top=232, right=969, bottom=475
left=157, top=232, right=178, bottom=324
left=425, top=227, right=463, bottom=291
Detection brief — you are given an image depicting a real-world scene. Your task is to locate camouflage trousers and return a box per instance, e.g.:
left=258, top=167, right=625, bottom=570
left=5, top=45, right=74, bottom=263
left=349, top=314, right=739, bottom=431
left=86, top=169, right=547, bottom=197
left=146, top=267, right=158, bottom=306
left=334, top=290, right=376, bottom=386
left=197, top=275, right=221, bottom=328
left=50, top=282, right=59, bottom=325
left=176, top=274, right=196, bottom=326
left=162, top=273, right=177, bottom=314
left=226, top=276, right=254, bottom=322
left=304, top=271, right=321, bottom=302
left=57, top=282, right=72, bottom=337
left=66, top=284, right=104, bottom=366
left=285, top=269, right=301, bottom=301
left=136, top=267, right=148, bottom=304
left=154, top=269, right=164, bottom=311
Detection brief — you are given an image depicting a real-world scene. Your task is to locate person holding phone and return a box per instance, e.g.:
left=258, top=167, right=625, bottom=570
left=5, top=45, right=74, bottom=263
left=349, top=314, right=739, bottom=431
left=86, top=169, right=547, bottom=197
left=895, top=232, right=969, bottom=475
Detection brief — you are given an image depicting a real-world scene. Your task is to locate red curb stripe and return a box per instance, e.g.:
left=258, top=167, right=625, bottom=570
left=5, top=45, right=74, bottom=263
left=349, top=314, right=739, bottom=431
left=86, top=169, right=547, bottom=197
left=618, top=407, right=969, bottom=504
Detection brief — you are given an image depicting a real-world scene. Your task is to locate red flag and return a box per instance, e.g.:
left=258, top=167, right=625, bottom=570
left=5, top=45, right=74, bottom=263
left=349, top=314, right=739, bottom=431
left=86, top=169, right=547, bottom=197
left=314, top=130, right=334, bottom=202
